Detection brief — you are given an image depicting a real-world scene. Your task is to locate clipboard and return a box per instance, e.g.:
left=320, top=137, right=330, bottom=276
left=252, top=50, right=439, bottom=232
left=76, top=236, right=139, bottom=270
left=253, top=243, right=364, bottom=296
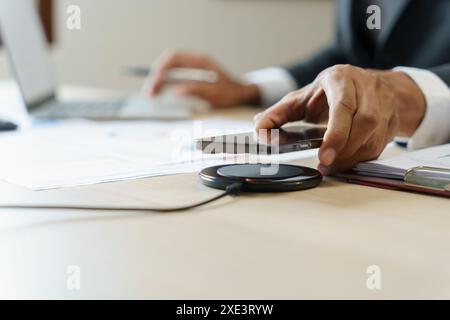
left=404, top=166, right=450, bottom=192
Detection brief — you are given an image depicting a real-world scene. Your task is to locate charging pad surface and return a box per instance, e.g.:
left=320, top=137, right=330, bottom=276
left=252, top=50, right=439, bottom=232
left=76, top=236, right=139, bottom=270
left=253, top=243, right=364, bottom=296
left=200, top=164, right=322, bottom=192
left=217, top=164, right=305, bottom=180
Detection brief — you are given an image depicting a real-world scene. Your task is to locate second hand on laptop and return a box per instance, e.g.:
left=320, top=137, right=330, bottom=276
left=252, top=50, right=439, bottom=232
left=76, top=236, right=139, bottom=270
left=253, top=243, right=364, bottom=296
left=122, top=66, right=219, bottom=83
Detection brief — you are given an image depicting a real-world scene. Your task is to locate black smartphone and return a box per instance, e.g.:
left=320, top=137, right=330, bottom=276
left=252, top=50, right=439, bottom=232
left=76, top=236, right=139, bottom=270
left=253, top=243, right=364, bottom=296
left=195, top=125, right=326, bottom=154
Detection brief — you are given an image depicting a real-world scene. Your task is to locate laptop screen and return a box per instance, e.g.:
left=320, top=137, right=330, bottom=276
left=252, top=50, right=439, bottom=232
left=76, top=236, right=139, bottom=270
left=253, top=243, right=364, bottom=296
left=0, top=0, right=57, bottom=109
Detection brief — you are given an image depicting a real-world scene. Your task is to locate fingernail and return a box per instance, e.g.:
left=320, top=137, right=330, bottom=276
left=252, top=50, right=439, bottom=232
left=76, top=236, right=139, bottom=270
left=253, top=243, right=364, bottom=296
left=318, top=164, right=331, bottom=176
left=321, top=148, right=336, bottom=166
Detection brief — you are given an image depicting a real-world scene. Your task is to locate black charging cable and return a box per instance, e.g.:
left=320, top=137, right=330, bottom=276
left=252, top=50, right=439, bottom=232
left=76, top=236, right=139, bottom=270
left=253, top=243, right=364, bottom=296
left=0, top=183, right=243, bottom=213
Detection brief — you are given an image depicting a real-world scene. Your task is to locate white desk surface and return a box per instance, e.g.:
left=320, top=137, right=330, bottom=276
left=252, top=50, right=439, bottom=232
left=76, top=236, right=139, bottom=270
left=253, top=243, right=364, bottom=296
left=0, top=82, right=449, bottom=299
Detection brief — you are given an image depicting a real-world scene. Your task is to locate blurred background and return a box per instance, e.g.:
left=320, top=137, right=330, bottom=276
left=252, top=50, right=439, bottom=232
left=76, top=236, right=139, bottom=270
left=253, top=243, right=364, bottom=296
left=0, top=0, right=334, bottom=91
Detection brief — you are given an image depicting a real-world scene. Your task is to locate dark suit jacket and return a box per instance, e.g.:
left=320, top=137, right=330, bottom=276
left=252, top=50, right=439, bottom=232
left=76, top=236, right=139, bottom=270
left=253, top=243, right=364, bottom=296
left=288, top=0, right=450, bottom=88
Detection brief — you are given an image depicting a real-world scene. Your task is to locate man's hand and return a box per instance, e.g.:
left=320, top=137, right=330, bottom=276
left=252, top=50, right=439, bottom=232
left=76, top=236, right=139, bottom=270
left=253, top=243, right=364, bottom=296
left=255, top=65, right=426, bottom=175
left=144, top=50, right=261, bottom=108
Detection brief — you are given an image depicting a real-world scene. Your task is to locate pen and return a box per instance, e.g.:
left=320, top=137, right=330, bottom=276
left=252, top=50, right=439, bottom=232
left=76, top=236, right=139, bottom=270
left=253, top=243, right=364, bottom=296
left=122, top=66, right=219, bottom=83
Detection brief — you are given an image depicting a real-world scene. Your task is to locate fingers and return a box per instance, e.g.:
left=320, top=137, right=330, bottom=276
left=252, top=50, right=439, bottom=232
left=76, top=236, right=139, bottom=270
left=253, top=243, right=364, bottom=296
left=336, top=79, right=379, bottom=160
left=174, top=82, right=248, bottom=109
left=254, top=85, right=316, bottom=130
left=316, top=70, right=399, bottom=175
left=317, top=67, right=357, bottom=166
left=148, top=50, right=217, bottom=96
left=304, top=88, right=327, bottom=123
left=174, top=83, right=216, bottom=103
left=336, top=110, right=376, bottom=160
left=319, top=143, right=374, bottom=175
left=322, top=121, right=390, bottom=174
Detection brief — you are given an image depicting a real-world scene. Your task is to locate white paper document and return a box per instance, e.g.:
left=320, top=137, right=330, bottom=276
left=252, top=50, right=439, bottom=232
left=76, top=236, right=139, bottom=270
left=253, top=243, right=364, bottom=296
left=0, top=119, right=317, bottom=190
left=355, top=143, right=450, bottom=179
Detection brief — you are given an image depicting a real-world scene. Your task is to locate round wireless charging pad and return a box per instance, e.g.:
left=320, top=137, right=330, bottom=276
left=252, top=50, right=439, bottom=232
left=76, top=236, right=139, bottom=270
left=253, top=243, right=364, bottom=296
left=199, top=164, right=322, bottom=192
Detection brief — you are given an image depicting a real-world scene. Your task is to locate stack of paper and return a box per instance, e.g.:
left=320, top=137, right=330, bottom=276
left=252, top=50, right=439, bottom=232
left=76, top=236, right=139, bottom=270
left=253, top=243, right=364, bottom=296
left=0, top=119, right=317, bottom=190
left=354, top=143, right=450, bottom=180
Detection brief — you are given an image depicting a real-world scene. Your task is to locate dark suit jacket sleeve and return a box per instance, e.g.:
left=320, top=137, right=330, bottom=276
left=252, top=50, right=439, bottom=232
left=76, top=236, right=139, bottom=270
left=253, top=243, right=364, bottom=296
left=286, top=44, right=348, bottom=88
left=287, top=58, right=450, bottom=90
left=430, top=64, right=450, bottom=87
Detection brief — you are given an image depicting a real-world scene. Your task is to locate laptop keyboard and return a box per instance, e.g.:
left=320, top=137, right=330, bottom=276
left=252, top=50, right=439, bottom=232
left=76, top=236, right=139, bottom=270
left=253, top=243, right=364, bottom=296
left=34, top=100, right=124, bottom=118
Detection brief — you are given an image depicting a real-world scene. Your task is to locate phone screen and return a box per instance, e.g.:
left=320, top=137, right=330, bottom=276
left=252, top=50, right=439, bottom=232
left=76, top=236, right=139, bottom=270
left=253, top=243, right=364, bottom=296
left=196, top=125, right=326, bottom=154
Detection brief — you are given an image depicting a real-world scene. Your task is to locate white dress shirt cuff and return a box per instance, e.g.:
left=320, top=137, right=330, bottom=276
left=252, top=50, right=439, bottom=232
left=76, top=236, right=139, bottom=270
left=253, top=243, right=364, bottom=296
left=394, top=67, right=450, bottom=150
left=242, top=67, right=298, bottom=107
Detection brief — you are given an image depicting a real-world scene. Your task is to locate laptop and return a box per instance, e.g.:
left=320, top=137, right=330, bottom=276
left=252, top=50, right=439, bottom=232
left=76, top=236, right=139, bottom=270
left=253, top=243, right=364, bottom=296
left=0, top=0, right=189, bottom=120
